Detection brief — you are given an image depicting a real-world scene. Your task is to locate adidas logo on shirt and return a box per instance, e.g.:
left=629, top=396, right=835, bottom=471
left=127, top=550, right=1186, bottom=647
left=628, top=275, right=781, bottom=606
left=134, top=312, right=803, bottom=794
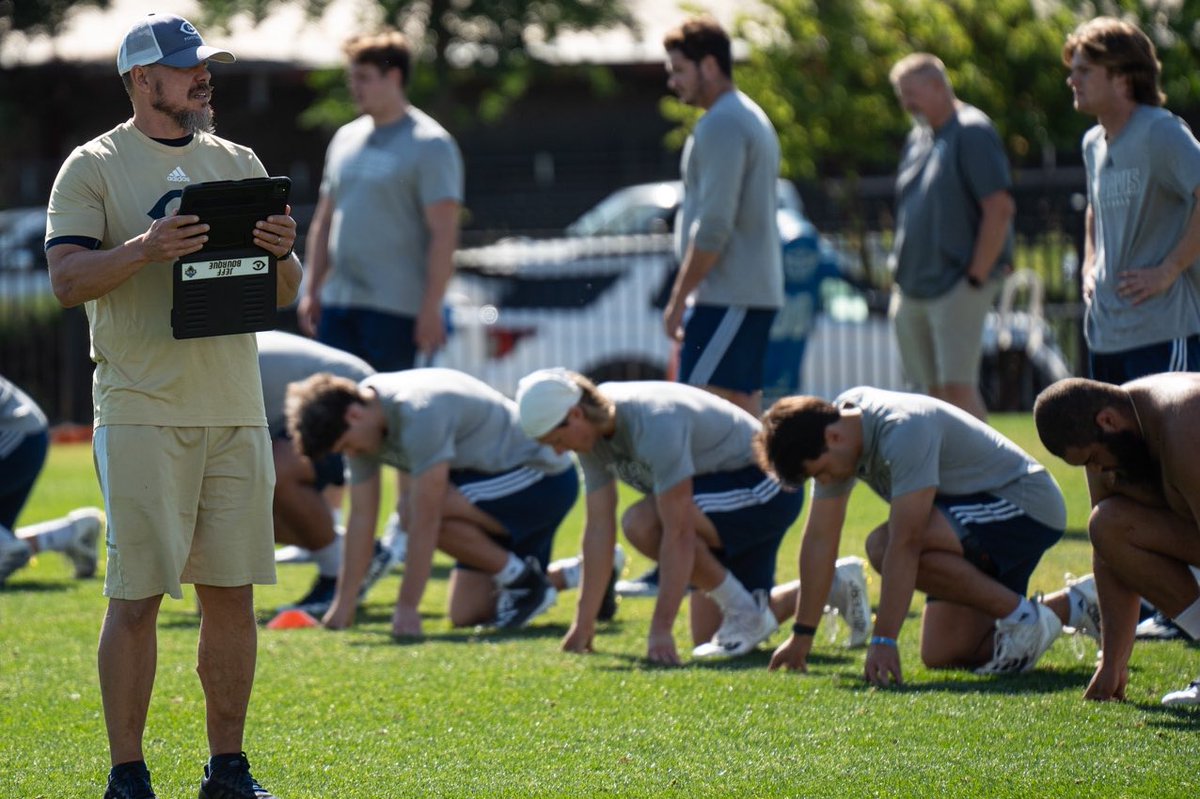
left=166, top=166, right=190, bottom=183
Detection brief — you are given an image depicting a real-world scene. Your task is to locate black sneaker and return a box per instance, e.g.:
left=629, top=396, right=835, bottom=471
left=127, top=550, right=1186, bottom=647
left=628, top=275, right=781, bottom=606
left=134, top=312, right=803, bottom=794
left=103, top=761, right=156, bottom=799
left=1136, top=610, right=1194, bottom=642
left=494, top=557, right=557, bottom=629
left=281, top=575, right=337, bottom=617
left=198, top=752, right=275, bottom=799
left=358, top=539, right=399, bottom=602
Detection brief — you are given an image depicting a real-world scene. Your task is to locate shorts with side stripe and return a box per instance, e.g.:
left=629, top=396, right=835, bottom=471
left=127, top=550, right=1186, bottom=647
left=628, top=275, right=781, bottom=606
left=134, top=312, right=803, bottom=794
left=679, top=304, right=777, bottom=394
left=693, top=465, right=804, bottom=592
left=1088, top=334, right=1200, bottom=384
left=933, top=491, right=1063, bottom=597
left=449, top=465, right=579, bottom=570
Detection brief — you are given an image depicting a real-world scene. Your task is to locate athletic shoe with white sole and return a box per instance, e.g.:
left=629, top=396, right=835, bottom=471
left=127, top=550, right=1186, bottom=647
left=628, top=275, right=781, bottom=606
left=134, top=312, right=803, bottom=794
left=693, top=589, right=779, bottom=659
left=975, top=601, right=1062, bottom=675
left=1065, top=573, right=1101, bottom=641
left=63, top=507, right=103, bottom=578
left=273, top=544, right=313, bottom=565
left=1136, top=610, right=1193, bottom=642
left=1161, top=677, right=1200, bottom=707
left=280, top=574, right=338, bottom=617
left=381, top=514, right=408, bottom=571
left=494, top=556, right=557, bottom=628
left=197, top=752, right=275, bottom=798
left=615, top=564, right=659, bottom=598
left=0, top=534, right=32, bottom=586
left=598, top=544, right=626, bottom=622
left=826, top=556, right=871, bottom=648
left=358, top=539, right=399, bottom=602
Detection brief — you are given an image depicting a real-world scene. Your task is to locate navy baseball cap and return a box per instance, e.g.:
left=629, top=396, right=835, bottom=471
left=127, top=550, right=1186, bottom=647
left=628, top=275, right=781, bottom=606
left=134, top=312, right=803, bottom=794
left=117, top=13, right=235, bottom=75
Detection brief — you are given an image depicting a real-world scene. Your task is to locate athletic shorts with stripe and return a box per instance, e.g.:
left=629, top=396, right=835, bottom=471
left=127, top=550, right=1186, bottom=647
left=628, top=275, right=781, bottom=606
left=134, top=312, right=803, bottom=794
left=1089, top=334, right=1200, bottom=385
left=692, top=465, right=804, bottom=592
left=449, top=466, right=580, bottom=570
left=932, top=491, right=1063, bottom=598
left=679, top=305, right=777, bottom=394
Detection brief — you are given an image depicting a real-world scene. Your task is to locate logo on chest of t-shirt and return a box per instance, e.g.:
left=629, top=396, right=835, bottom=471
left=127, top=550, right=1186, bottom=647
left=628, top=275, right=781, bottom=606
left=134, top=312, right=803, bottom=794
left=1097, top=168, right=1141, bottom=210
left=166, top=166, right=191, bottom=183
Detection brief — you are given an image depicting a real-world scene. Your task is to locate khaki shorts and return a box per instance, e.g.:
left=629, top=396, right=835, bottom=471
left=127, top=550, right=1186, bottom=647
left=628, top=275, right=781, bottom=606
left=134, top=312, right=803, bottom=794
left=890, top=276, right=1001, bottom=389
left=94, top=425, right=276, bottom=600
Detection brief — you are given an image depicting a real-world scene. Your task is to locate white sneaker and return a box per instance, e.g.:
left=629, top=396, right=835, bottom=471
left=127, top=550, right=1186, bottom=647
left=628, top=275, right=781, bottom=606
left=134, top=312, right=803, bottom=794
left=1065, top=573, right=1101, bottom=641
left=693, top=589, right=779, bottom=659
left=826, top=556, right=871, bottom=648
left=274, top=545, right=314, bottom=565
left=975, top=601, right=1063, bottom=675
left=63, top=507, right=104, bottom=579
left=1161, top=678, right=1200, bottom=707
left=381, top=514, right=407, bottom=571
left=0, top=534, right=32, bottom=586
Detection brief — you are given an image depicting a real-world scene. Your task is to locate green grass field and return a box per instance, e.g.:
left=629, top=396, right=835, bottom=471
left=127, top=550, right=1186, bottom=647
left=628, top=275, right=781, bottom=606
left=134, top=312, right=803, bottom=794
left=2, top=414, right=1197, bottom=797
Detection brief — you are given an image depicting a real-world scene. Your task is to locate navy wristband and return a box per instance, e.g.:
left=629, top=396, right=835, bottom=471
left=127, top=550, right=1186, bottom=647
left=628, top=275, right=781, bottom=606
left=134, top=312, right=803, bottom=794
left=966, top=274, right=983, bottom=288
left=792, top=622, right=817, bottom=637
left=870, top=635, right=897, bottom=647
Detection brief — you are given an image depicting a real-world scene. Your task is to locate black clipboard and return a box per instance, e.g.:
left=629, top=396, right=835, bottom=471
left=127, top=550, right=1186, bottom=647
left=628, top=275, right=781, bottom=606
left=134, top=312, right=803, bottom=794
left=171, top=176, right=291, bottom=340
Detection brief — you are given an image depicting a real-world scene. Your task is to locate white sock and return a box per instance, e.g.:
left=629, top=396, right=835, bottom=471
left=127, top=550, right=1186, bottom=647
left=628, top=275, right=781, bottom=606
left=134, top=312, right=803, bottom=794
left=1001, top=597, right=1037, bottom=625
left=312, top=539, right=342, bottom=579
left=706, top=572, right=757, bottom=616
left=495, top=553, right=525, bottom=587
left=549, top=555, right=582, bottom=589
left=19, top=516, right=75, bottom=552
left=1173, top=596, right=1200, bottom=638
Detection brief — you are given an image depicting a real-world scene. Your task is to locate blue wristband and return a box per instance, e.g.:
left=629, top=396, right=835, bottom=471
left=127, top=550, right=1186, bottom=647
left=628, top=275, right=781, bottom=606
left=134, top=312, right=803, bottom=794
left=870, top=635, right=897, bottom=647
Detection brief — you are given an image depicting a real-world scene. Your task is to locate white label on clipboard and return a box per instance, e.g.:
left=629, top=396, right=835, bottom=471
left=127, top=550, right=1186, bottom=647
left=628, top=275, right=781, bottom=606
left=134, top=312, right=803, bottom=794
left=180, top=256, right=269, bottom=281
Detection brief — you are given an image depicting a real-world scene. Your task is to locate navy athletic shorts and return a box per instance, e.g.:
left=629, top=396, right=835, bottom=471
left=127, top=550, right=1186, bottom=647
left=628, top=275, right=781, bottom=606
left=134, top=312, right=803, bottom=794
left=933, top=491, right=1063, bottom=598
left=1089, top=335, right=1200, bottom=384
left=679, top=305, right=777, bottom=394
left=449, top=466, right=579, bottom=569
left=692, top=465, right=803, bottom=592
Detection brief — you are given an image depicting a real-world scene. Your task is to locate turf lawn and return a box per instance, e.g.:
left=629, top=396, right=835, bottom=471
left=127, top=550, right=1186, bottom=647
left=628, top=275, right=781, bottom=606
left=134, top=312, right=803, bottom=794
left=1, top=414, right=1197, bottom=797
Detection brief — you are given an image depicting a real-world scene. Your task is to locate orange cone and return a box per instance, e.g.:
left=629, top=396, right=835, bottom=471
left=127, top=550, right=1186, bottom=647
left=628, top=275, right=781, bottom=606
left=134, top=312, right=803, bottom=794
left=266, top=609, right=320, bottom=630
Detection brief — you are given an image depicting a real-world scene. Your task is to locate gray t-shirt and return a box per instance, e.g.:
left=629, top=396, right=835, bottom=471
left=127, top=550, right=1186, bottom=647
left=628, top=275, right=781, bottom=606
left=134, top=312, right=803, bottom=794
left=675, top=90, right=784, bottom=309
left=319, top=108, right=464, bottom=317
left=1083, top=105, right=1200, bottom=353
left=578, top=381, right=759, bottom=495
left=347, top=369, right=572, bottom=483
left=890, top=103, right=1014, bottom=299
left=0, top=376, right=47, bottom=458
left=813, top=387, right=1066, bottom=530
left=256, top=331, right=375, bottom=439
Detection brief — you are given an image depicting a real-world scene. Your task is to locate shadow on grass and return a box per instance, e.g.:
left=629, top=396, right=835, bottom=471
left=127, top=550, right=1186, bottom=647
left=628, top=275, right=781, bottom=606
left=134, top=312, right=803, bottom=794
left=342, top=620, right=575, bottom=648
left=1137, top=703, right=1200, bottom=729
left=860, top=667, right=1094, bottom=695
left=0, top=579, right=71, bottom=594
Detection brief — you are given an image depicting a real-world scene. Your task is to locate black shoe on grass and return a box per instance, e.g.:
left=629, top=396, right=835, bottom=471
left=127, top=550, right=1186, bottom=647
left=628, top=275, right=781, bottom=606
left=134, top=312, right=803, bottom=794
left=103, top=761, right=156, bottom=799
left=198, top=752, right=275, bottom=799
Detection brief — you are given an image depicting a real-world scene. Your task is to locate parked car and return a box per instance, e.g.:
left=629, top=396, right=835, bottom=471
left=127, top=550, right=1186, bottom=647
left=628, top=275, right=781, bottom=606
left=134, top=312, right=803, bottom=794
left=437, top=180, right=907, bottom=399
left=0, top=206, right=48, bottom=272
left=437, top=180, right=1071, bottom=409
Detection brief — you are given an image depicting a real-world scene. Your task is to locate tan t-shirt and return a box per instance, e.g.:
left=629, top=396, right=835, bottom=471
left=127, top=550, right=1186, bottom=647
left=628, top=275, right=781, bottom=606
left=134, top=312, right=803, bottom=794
left=47, top=120, right=269, bottom=427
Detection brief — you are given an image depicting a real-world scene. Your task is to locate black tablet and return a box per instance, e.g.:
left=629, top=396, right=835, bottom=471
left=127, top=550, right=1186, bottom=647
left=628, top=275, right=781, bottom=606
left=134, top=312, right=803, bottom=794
left=171, top=176, right=291, bottom=340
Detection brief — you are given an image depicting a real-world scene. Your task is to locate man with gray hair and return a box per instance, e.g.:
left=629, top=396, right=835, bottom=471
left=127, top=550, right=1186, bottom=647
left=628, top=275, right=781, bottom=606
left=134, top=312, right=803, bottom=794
left=888, top=53, right=1015, bottom=421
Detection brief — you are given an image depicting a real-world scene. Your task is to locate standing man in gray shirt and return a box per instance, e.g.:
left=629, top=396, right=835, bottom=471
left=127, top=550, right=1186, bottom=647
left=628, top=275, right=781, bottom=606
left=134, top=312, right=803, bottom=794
left=1063, top=17, right=1200, bottom=644
left=1064, top=17, right=1200, bottom=384
left=756, top=388, right=1098, bottom=686
left=299, top=31, right=463, bottom=371
left=661, top=16, right=784, bottom=418
left=888, top=54, right=1015, bottom=421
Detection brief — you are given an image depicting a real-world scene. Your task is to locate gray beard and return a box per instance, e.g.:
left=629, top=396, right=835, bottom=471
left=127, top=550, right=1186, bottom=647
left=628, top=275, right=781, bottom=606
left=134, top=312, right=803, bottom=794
left=151, top=84, right=215, bottom=135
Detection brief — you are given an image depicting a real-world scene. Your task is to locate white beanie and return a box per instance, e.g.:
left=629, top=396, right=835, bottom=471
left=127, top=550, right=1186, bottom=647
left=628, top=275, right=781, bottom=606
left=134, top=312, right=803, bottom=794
left=516, top=368, right=583, bottom=438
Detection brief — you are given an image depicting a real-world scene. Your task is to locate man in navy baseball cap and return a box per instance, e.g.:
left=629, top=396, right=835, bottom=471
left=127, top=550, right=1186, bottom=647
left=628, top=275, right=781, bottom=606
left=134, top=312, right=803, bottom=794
left=117, top=13, right=235, bottom=75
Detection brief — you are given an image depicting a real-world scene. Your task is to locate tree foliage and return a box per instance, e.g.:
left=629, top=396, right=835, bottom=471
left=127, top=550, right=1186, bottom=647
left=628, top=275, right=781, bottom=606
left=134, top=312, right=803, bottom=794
left=0, top=0, right=110, bottom=42
left=194, top=0, right=637, bottom=127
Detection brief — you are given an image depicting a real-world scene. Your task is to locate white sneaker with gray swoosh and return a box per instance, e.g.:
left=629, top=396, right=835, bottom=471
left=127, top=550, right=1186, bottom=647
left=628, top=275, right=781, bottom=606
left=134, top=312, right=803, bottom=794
left=693, top=589, right=778, bottom=659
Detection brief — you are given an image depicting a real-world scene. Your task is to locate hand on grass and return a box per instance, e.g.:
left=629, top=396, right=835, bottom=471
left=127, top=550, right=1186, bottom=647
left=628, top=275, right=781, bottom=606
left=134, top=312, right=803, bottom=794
left=322, top=601, right=354, bottom=631
left=647, top=631, right=680, bottom=666
left=865, top=643, right=902, bottom=687
left=1084, top=661, right=1128, bottom=702
left=391, top=604, right=423, bottom=638
left=561, top=621, right=595, bottom=654
left=768, top=634, right=812, bottom=672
